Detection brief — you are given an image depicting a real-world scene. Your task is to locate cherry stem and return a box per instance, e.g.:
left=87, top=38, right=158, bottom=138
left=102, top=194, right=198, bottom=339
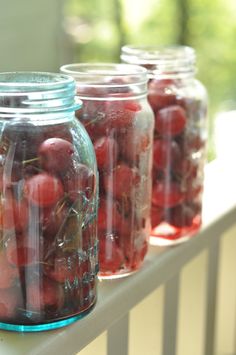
left=23, top=157, right=39, bottom=165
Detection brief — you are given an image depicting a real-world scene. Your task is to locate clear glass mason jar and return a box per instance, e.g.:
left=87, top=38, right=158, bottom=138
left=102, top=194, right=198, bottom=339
left=121, top=46, right=208, bottom=245
left=61, top=64, right=154, bottom=278
left=0, top=72, right=98, bottom=331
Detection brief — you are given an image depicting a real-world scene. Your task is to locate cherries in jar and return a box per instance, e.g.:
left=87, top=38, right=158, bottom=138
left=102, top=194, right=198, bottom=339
left=121, top=46, right=208, bottom=245
left=0, top=72, right=98, bottom=331
left=61, top=64, right=154, bottom=278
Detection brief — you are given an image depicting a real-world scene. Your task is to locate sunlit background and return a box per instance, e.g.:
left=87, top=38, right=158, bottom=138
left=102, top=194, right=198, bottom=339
left=1, top=0, right=236, bottom=160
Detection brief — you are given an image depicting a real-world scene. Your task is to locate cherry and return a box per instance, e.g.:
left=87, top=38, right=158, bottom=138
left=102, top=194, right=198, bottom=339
left=124, top=239, right=148, bottom=270
left=42, top=204, right=68, bottom=239
left=103, top=164, right=140, bottom=199
left=97, top=197, right=122, bottom=233
left=63, top=163, right=96, bottom=202
left=0, top=252, right=18, bottom=289
left=185, top=182, right=203, bottom=202
left=99, top=235, right=124, bottom=273
left=94, top=136, right=118, bottom=171
left=44, top=252, right=78, bottom=283
left=155, top=105, right=187, bottom=136
left=103, top=99, right=141, bottom=129
left=0, top=194, right=28, bottom=232
left=152, top=181, right=184, bottom=208
left=153, top=139, right=181, bottom=171
left=119, top=128, right=151, bottom=164
left=27, top=278, right=64, bottom=311
left=0, top=288, right=18, bottom=319
left=151, top=206, right=164, bottom=228
left=77, top=99, right=107, bottom=137
left=24, top=173, right=64, bottom=207
left=168, top=204, right=195, bottom=228
left=148, top=79, right=177, bottom=112
left=6, top=238, right=37, bottom=267
left=39, top=138, right=74, bottom=173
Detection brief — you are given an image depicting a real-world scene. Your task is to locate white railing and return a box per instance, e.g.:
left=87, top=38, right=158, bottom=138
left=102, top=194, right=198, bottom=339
left=0, top=160, right=236, bottom=355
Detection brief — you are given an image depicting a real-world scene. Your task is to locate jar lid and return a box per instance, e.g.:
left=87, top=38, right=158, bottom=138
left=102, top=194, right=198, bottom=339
left=0, top=72, right=82, bottom=114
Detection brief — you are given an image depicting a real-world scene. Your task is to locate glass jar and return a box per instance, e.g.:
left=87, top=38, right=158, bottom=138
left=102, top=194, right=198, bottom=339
left=61, top=64, right=154, bottom=278
left=0, top=72, right=98, bottom=331
left=121, top=46, right=207, bottom=245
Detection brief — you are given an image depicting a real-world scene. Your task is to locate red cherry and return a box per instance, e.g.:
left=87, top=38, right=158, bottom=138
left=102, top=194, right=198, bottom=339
left=103, top=99, right=140, bottom=129
left=39, top=138, right=74, bottom=173
left=0, top=252, right=18, bottom=289
left=0, top=194, right=28, bottom=232
left=155, top=105, right=187, bottom=136
left=44, top=253, right=78, bottom=283
left=103, top=164, right=140, bottom=199
left=168, top=204, right=196, bottom=228
left=97, top=197, right=122, bottom=233
left=6, top=238, right=37, bottom=267
left=42, top=204, right=67, bottom=238
left=99, top=235, right=124, bottom=273
left=63, top=163, right=96, bottom=202
left=0, top=288, right=18, bottom=318
left=27, top=278, right=64, bottom=311
left=152, top=181, right=184, bottom=208
left=24, top=173, right=64, bottom=207
left=185, top=182, right=203, bottom=201
left=153, top=139, right=181, bottom=171
left=119, top=128, right=151, bottom=164
left=124, top=239, right=148, bottom=270
left=151, top=206, right=164, bottom=228
left=94, top=136, right=118, bottom=171
left=148, top=79, right=177, bottom=112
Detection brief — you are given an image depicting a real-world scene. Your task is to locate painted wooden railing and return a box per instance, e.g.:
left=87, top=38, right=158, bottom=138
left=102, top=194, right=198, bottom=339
left=0, top=160, right=236, bottom=355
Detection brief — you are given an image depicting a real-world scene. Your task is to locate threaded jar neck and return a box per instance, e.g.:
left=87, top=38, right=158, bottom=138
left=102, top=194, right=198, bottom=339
left=60, top=63, right=148, bottom=100
left=0, top=72, right=81, bottom=116
left=121, top=45, right=196, bottom=79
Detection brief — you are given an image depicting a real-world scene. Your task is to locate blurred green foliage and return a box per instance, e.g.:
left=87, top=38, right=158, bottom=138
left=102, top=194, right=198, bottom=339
left=65, top=0, right=236, bottom=160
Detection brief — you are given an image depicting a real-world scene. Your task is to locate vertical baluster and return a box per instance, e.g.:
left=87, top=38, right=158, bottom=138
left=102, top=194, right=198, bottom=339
left=204, top=239, right=220, bottom=355
left=107, top=313, right=129, bottom=355
left=163, top=273, right=180, bottom=355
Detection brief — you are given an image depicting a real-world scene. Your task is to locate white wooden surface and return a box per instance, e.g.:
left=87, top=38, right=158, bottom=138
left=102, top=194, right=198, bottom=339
left=0, top=161, right=235, bottom=355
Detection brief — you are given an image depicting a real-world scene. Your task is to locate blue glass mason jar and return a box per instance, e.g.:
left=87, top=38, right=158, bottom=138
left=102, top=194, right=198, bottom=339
left=0, top=72, right=98, bottom=331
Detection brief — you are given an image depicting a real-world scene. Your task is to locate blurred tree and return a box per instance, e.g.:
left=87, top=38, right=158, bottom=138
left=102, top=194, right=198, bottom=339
left=64, top=0, right=236, bottom=159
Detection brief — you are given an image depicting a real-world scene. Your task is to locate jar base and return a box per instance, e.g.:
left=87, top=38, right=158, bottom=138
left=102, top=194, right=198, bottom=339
left=98, top=267, right=140, bottom=280
left=0, top=300, right=96, bottom=333
left=150, top=219, right=201, bottom=246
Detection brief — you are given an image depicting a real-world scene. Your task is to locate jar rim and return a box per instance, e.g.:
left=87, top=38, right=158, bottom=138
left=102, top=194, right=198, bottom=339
left=0, top=72, right=75, bottom=91
left=0, top=72, right=81, bottom=115
left=121, top=45, right=196, bottom=64
left=60, top=63, right=148, bottom=78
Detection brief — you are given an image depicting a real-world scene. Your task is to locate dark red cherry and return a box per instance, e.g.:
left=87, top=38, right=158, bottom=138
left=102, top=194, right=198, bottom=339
left=94, top=136, right=118, bottom=171
left=153, top=139, right=181, bottom=171
left=63, top=163, right=96, bottom=202
left=155, top=105, right=187, bottom=136
left=148, top=79, right=177, bottom=112
left=168, top=204, right=195, bottom=228
left=103, top=164, right=140, bottom=199
left=152, top=181, right=184, bottom=208
left=27, top=278, right=64, bottom=311
left=0, top=289, right=18, bottom=318
left=99, top=235, right=124, bottom=273
left=0, top=252, right=18, bottom=289
left=24, top=173, right=64, bottom=207
left=39, top=138, right=74, bottom=173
